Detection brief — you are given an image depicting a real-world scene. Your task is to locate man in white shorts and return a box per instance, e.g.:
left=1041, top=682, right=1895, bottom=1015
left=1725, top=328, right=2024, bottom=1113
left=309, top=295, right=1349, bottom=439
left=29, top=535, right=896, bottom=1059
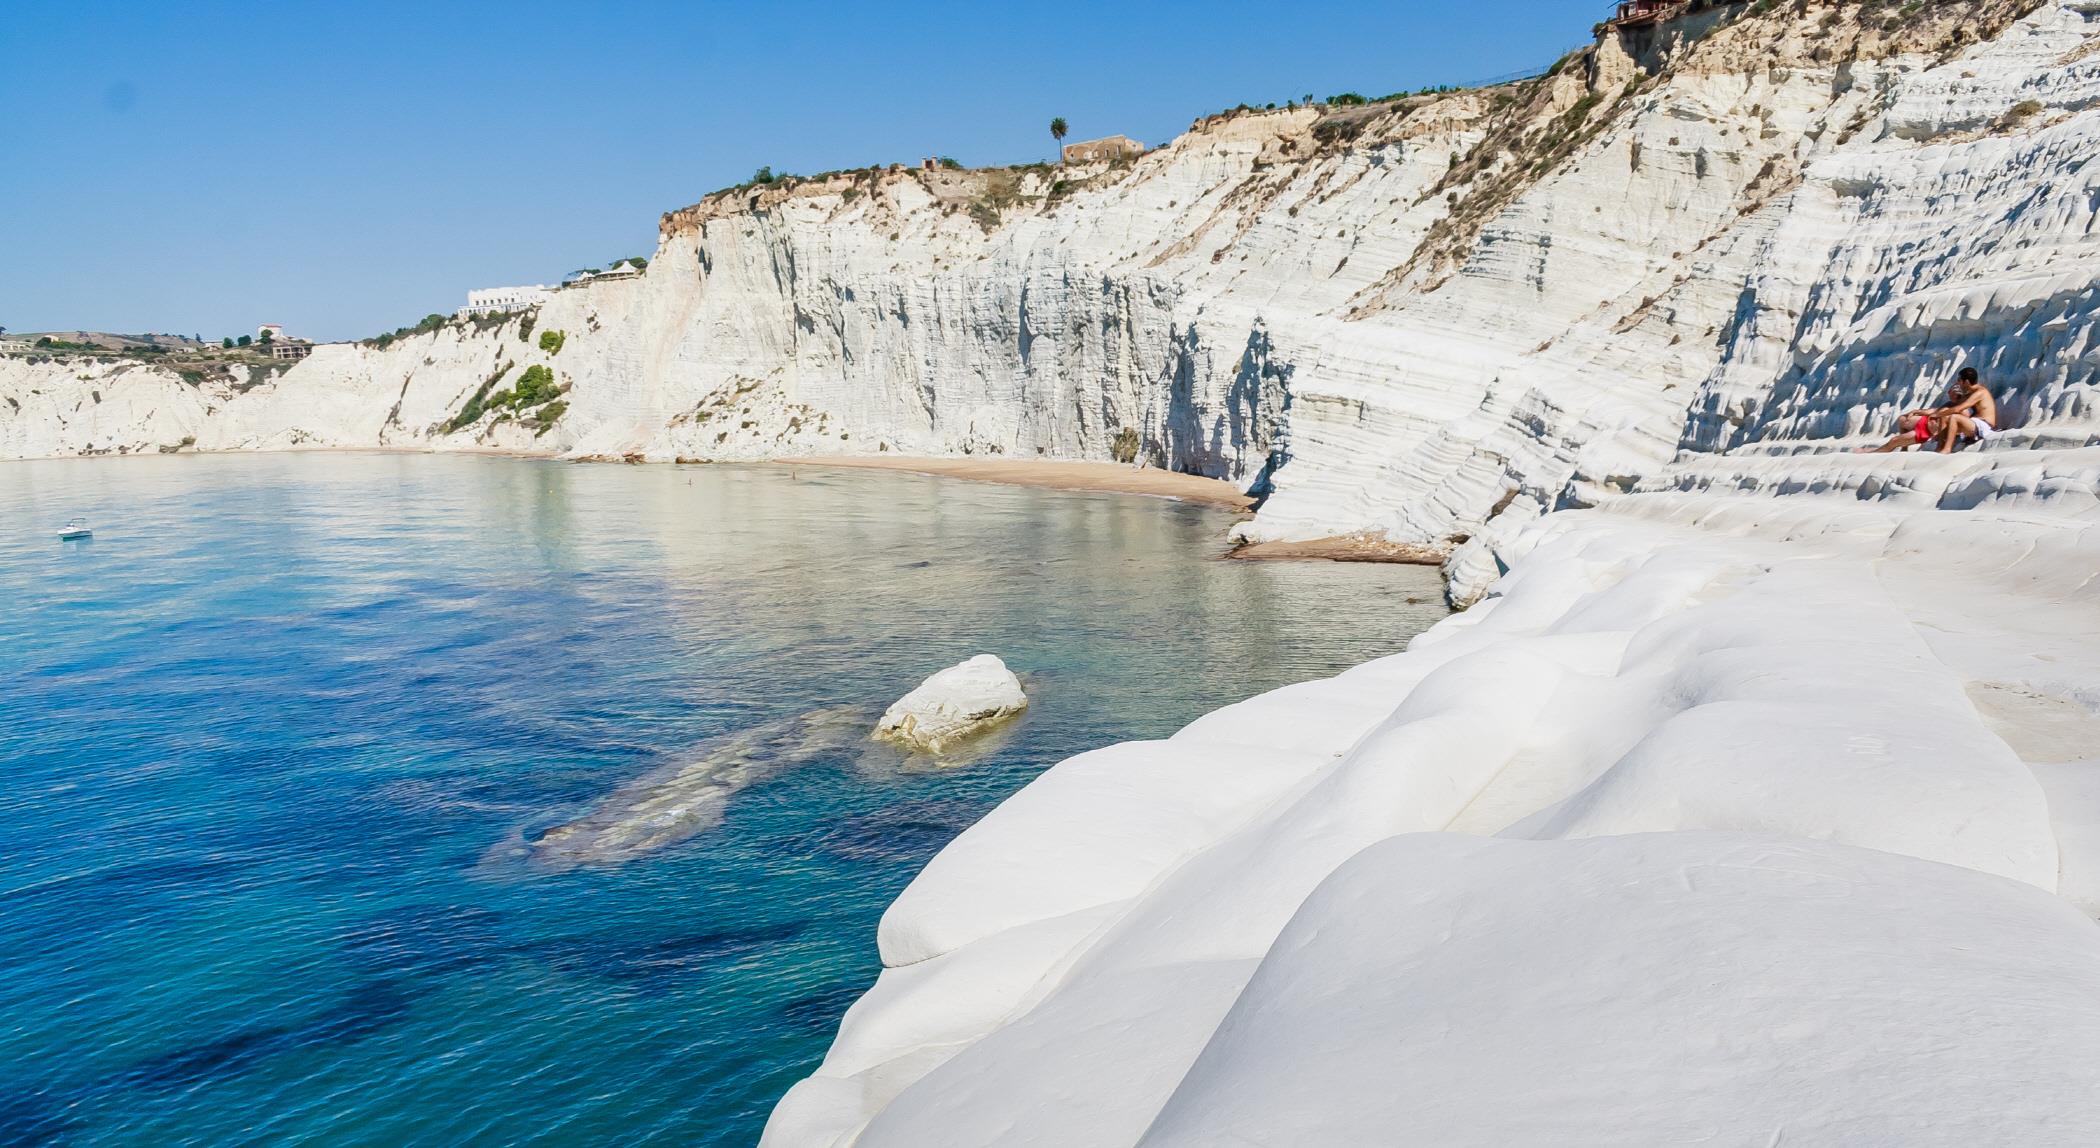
left=1936, top=366, right=1999, bottom=453
left=1857, top=366, right=2001, bottom=454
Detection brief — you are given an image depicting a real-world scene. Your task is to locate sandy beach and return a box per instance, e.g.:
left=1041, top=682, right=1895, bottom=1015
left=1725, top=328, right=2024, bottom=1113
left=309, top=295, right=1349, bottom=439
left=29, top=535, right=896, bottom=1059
left=771, top=456, right=1255, bottom=511
left=1228, top=534, right=1447, bottom=565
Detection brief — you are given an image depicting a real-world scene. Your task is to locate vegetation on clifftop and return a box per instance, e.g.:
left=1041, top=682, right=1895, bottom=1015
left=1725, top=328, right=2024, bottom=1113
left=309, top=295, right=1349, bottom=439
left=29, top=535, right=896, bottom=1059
left=364, top=312, right=450, bottom=349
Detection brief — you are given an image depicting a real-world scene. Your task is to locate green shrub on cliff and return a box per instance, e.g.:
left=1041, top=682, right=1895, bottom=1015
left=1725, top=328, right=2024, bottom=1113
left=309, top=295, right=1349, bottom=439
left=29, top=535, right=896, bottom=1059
left=531, top=400, right=567, bottom=435
left=538, top=329, right=566, bottom=356
left=512, top=364, right=560, bottom=406
left=443, top=362, right=513, bottom=433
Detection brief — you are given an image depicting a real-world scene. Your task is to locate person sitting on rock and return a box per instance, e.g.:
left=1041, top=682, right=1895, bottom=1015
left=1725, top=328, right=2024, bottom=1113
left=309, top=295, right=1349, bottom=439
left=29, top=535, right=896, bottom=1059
left=1858, top=368, right=1993, bottom=454
left=1932, top=367, right=1999, bottom=453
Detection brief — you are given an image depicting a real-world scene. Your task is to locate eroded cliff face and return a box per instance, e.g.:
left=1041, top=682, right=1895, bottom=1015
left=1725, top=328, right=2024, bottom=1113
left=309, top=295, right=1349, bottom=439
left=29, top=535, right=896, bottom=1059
left=6, top=0, right=2096, bottom=575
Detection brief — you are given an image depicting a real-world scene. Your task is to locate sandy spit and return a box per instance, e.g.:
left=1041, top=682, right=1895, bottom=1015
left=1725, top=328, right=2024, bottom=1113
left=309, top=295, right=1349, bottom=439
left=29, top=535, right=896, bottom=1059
left=1228, top=534, right=1447, bottom=565
left=768, top=456, right=1255, bottom=511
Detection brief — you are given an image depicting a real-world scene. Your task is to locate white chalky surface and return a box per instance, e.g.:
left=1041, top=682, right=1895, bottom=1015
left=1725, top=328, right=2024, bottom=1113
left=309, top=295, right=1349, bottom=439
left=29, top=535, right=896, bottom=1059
left=873, top=655, right=1028, bottom=752
left=765, top=447, right=2100, bottom=1146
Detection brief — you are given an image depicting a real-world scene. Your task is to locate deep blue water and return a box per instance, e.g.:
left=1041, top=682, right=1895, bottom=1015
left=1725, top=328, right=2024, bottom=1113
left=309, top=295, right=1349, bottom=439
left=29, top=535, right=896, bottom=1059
left=0, top=453, right=1445, bottom=1146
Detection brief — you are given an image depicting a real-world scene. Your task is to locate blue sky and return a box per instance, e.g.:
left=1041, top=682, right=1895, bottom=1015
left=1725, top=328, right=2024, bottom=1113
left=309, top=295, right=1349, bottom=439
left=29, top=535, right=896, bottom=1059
left=0, top=1, right=1600, bottom=343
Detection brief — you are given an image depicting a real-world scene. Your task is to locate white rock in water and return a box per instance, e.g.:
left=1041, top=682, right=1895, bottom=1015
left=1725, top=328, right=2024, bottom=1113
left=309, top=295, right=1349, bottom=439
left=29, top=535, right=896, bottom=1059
left=875, top=655, right=1028, bottom=752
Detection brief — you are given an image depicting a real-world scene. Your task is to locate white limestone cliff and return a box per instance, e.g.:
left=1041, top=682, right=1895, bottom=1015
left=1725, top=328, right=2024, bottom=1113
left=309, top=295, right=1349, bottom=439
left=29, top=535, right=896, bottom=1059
left=9, top=1, right=2099, bottom=1142
left=743, top=5, right=2100, bottom=1142
left=8, top=0, right=2094, bottom=580
left=763, top=445, right=2100, bottom=1147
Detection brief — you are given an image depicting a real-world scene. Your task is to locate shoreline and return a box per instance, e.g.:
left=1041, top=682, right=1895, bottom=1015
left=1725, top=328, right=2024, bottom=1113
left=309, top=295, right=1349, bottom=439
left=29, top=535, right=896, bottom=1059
left=6, top=448, right=1252, bottom=519
left=1227, top=534, right=1447, bottom=565
left=768, top=455, right=1255, bottom=511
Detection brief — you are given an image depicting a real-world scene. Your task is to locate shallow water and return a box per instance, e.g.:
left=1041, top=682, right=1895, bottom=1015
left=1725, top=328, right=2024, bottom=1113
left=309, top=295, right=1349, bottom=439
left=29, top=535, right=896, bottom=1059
left=0, top=453, right=1446, bottom=1146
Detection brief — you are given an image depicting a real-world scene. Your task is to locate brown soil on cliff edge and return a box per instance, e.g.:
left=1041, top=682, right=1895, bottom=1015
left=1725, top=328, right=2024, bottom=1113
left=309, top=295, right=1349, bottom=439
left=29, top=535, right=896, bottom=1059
left=657, top=0, right=2046, bottom=253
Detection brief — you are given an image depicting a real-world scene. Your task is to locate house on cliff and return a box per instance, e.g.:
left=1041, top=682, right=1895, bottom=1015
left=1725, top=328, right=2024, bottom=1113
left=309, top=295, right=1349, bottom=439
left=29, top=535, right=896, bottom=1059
left=1061, top=134, right=1144, bottom=164
left=1609, top=0, right=1689, bottom=26
left=565, top=261, right=643, bottom=289
left=457, top=284, right=552, bottom=318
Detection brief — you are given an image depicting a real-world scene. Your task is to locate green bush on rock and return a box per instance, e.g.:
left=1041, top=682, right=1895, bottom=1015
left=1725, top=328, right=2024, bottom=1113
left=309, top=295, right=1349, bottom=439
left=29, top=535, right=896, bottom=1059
left=531, top=400, right=568, bottom=436
left=513, top=364, right=560, bottom=406
left=443, top=362, right=514, bottom=433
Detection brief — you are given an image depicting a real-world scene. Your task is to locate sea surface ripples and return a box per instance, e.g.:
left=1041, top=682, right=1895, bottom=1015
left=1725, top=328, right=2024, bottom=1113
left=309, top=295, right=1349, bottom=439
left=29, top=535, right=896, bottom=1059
left=0, top=453, right=1445, bottom=1146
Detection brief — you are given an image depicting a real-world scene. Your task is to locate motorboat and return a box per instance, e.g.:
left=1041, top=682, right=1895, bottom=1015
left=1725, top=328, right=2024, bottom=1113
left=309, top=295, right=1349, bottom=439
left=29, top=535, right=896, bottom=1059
left=58, top=519, right=92, bottom=541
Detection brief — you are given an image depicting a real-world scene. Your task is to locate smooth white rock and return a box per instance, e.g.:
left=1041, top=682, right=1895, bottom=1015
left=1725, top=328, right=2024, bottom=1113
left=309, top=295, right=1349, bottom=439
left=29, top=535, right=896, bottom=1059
left=873, top=655, right=1027, bottom=752
left=1140, top=832, right=2100, bottom=1147
left=764, top=453, right=2100, bottom=1144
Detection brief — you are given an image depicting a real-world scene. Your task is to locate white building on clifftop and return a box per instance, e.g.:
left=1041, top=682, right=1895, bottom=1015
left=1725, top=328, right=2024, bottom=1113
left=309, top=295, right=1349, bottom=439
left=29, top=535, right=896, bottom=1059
left=564, top=259, right=645, bottom=288
left=456, top=284, right=552, bottom=319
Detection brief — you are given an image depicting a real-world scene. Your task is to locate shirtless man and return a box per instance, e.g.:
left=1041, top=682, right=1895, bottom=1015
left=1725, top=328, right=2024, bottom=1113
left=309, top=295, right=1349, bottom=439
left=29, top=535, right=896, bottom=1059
left=1934, top=367, right=1999, bottom=452
left=1859, top=367, right=1996, bottom=453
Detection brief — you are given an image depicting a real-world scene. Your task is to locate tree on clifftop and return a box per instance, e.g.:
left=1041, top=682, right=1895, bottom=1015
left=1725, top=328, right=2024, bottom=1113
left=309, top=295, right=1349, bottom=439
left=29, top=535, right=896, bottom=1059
left=1050, top=117, right=1068, bottom=161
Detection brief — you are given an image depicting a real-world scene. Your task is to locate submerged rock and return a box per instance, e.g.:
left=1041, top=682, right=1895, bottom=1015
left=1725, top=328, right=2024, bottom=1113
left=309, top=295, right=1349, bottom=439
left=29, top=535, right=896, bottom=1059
left=530, top=706, right=870, bottom=867
left=874, top=655, right=1028, bottom=753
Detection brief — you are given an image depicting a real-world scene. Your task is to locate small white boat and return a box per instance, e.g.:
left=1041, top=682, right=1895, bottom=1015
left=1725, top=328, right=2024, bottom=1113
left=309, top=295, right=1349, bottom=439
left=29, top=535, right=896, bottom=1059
left=58, top=519, right=92, bottom=541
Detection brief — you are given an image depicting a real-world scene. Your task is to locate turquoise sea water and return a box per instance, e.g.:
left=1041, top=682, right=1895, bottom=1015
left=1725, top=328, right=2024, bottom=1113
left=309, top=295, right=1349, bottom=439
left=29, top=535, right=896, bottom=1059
left=0, top=453, right=1446, bottom=1146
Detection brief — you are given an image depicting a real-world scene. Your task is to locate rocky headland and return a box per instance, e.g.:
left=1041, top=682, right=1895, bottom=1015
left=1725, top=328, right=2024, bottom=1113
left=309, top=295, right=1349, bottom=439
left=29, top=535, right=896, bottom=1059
left=8, top=0, right=2091, bottom=592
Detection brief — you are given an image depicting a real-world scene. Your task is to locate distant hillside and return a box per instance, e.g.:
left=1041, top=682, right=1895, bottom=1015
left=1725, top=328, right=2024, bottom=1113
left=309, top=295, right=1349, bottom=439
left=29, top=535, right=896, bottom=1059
left=13, top=331, right=217, bottom=352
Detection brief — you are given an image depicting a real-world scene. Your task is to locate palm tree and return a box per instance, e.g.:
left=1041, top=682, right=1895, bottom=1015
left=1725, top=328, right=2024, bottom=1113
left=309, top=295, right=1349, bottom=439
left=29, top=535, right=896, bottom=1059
left=1050, top=117, right=1069, bottom=162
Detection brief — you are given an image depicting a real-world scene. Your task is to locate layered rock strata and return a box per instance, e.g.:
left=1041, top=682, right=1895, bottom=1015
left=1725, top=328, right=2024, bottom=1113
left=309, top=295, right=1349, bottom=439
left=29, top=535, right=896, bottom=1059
left=7, top=0, right=2093, bottom=581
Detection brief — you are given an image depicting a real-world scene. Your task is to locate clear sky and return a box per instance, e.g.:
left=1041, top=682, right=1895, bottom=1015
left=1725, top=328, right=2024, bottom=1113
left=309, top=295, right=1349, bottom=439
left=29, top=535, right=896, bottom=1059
left=0, top=1, right=1601, bottom=343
